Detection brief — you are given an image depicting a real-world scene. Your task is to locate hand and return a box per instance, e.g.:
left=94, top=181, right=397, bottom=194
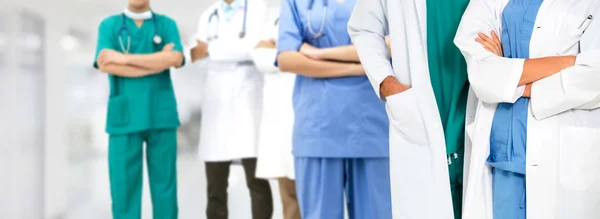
left=476, top=31, right=503, bottom=57
left=98, top=49, right=128, bottom=65
left=256, top=40, right=276, bottom=49
left=162, top=43, right=175, bottom=52
left=300, top=43, right=322, bottom=60
left=191, top=41, right=209, bottom=62
left=523, top=83, right=532, bottom=97
left=380, top=76, right=410, bottom=97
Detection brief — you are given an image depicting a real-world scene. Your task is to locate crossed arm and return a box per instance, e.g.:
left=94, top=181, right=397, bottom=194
left=97, top=44, right=184, bottom=78
left=277, top=50, right=365, bottom=78
left=276, top=37, right=391, bottom=78
left=475, top=31, right=576, bottom=97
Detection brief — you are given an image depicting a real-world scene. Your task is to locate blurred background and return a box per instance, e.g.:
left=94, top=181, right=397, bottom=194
left=0, top=0, right=284, bottom=218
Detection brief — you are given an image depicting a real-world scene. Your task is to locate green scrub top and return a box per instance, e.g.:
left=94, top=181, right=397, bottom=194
left=426, top=0, right=469, bottom=218
left=93, top=13, right=185, bottom=135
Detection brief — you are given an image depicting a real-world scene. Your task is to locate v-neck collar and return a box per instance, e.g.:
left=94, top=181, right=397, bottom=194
left=125, top=17, right=149, bottom=32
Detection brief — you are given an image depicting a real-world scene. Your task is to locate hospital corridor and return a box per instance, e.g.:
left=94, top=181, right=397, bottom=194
left=4, top=0, right=600, bottom=218
left=0, top=0, right=285, bottom=218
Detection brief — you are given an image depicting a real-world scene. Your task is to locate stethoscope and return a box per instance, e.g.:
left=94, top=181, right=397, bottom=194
left=307, top=0, right=328, bottom=39
left=117, top=12, right=161, bottom=54
left=207, top=0, right=248, bottom=41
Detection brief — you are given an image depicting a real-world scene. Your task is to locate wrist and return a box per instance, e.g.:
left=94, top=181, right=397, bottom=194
left=559, top=56, right=576, bottom=68
left=123, top=54, right=133, bottom=65
left=313, top=48, right=326, bottom=60
left=380, top=76, right=395, bottom=94
left=353, top=63, right=364, bottom=75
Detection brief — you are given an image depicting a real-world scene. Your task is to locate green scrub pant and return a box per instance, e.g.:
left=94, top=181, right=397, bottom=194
left=448, top=151, right=464, bottom=219
left=108, top=129, right=178, bottom=219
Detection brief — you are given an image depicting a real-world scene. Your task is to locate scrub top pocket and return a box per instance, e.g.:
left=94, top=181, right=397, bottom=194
left=107, top=95, right=130, bottom=127
left=153, top=90, right=179, bottom=128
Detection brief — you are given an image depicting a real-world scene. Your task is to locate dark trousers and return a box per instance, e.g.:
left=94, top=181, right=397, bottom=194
left=205, top=158, right=274, bottom=219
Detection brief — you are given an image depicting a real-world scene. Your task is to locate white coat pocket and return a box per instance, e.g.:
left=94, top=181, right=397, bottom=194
left=385, top=88, right=429, bottom=146
left=558, top=126, right=600, bottom=191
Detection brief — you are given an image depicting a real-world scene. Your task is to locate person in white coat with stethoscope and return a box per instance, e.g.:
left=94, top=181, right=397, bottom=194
left=251, top=9, right=300, bottom=219
left=454, top=0, right=600, bottom=218
left=189, top=0, right=273, bottom=218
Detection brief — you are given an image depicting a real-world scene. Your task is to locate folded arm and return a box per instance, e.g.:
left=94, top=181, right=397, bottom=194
left=455, top=0, right=558, bottom=104
left=519, top=57, right=576, bottom=85
left=277, top=51, right=363, bottom=78
left=476, top=31, right=576, bottom=96
left=98, top=63, right=158, bottom=78
left=310, top=37, right=391, bottom=63
left=126, top=50, right=184, bottom=71
left=252, top=40, right=279, bottom=73
left=348, top=0, right=395, bottom=98
left=531, top=22, right=600, bottom=119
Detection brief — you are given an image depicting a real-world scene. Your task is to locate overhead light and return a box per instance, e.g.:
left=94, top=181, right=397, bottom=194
left=60, top=35, right=79, bottom=51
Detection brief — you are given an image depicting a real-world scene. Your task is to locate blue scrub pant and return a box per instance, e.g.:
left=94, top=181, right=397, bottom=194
left=490, top=98, right=529, bottom=219
left=492, top=168, right=526, bottom=219
left=294, top=157, right=392, bottom=219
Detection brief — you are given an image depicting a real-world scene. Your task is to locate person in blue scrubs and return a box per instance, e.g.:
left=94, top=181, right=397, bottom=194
left=276, top=0, right=392, bottom=218
left=476, top=0, right=543, bottom=218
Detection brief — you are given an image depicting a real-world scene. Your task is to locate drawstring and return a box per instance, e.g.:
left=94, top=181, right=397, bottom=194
left=447, top=153, right=459, bottom=165
left=519, top=178, right=526, bottom=209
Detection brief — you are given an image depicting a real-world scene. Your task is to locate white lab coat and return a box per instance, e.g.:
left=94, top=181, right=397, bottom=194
left=348, top=0, right=466, bottom=218
left=454, top=0, right=600, bottom=218
left=196, top=0, right=268, bottom=162
left=252, top=11, right=296, bottom=180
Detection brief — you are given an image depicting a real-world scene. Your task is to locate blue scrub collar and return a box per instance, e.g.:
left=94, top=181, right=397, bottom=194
left=123, top=8, right=152, bottom=20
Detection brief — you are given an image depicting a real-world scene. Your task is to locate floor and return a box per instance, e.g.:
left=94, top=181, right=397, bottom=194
left=66, top=153, right=284, bottom=219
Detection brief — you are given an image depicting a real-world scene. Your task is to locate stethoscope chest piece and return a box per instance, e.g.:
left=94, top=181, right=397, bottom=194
left=153, top=35, right=162, bottom=44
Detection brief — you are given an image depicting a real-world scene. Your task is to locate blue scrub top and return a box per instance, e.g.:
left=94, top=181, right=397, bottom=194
left=277, top=0, right=389, bottom=158
left=489, top=0, right=543, bottom=175
left=489, top=0, right=543, bottom=218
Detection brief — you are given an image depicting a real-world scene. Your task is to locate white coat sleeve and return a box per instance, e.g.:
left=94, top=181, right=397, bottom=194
left=347, top=0, right=393, bottom=100
left=251, top=48, right=279, bottom=73
left=196, top=10, right=211, bottom=43
left=530, top=5, right=600, bottom=119
left=251, top=14, right=279, bottom=73
left=454, top=0, right=526, bottom=104
left=208, top=1, right=269, bottom=62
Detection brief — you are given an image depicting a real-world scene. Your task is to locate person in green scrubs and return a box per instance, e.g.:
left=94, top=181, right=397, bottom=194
left=349, top=0, right=469, bottom=218
left=93, top=0, right=185, bottom=218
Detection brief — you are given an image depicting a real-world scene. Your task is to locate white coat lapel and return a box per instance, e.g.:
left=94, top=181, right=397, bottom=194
left=406, top=0, right=429, bottom=87
left=415, top=0, right=426, bottom=41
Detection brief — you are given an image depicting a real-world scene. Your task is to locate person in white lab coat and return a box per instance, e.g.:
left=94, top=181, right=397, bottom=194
left=454, top=1, right=600, bottom=218
left=251, top=10, right=300, bottom=219
left=189, top=0, right=273, bottom=218
left=348, top=0, right=473, bottom=218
